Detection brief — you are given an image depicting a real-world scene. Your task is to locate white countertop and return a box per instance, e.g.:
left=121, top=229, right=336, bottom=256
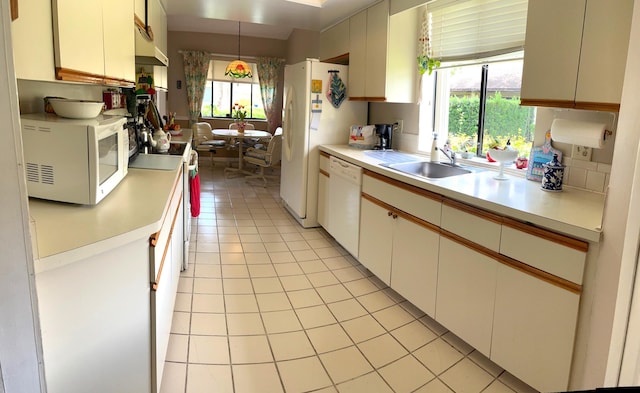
left=30, top=160, right=183, bottom=272
left=320, top=145, right=604, bottom=243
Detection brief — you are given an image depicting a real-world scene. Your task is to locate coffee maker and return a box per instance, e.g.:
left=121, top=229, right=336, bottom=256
left=374, top=123, right=393, bottom=150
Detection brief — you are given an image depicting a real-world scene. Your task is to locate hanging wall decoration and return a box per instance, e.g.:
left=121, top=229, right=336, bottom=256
left=326, top=70, right=346, bottom=108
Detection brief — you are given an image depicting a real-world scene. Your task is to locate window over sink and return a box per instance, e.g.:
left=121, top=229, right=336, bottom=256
left=417, top=0, right=535, bottom=161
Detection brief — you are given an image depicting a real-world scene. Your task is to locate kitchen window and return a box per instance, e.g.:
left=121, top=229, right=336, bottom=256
left=422, top=54, right=536, bottom=159
left=200, top=60, right=266, bottom=120
left=418, top=0, right=533, bottom=159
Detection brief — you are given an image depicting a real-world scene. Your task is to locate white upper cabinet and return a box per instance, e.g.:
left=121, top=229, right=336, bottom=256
left=52, top=0, right=135, bottom=86
left=11, top=0, right=56, bottom=81
left=348, top=0, right=418, bottom=103
left=53, top=0, right=105, bottom=77
left=521, top=0, right=633, bottom=112
left=103, top=0, right=136, bottom=83
left=135, top=0, right=169, bottom=66
left=319, top=19, right=349, bottom=62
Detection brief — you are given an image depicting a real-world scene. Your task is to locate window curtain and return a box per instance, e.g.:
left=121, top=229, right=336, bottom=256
left=181, top=50, right=210, bottom=126
left=256, top=57, right=285, bottom=134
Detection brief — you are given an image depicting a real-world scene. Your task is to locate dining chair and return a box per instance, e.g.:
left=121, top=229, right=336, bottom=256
left=192, top=122, right=226, bottom=166
left=243, top=135, right=282, bottom=186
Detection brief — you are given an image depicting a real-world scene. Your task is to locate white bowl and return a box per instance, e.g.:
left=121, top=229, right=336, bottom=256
left=488, top=148, right=518, bottom=163
left=49, top=98, right=105, bottom=119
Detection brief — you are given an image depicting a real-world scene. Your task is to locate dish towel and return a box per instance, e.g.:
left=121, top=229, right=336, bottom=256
left=190, top=169, right=200, bottom=217
left=327, top=70, right=346, bottom=108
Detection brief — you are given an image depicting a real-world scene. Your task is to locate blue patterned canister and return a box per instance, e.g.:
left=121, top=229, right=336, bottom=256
left=541, top=153, right=565, bottom=192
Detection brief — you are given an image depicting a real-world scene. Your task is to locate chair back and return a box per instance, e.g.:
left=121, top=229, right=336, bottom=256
left=229, top=122, right=255, bottom=130
left=192, top=122, right=212, bottom=146
left=267, top=135, right=282, bottom=166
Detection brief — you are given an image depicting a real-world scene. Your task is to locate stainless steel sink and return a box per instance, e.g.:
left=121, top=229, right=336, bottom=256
left=383, top=161, right=473, bottom=179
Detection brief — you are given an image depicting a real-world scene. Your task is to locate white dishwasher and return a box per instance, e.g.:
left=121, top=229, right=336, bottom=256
left=328, top=156, right=362, bottom=258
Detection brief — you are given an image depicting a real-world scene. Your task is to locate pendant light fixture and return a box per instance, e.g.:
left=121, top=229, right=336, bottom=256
left=225, top=21, right=253, bottom=79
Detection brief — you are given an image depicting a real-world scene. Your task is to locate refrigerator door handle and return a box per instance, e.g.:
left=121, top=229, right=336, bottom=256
left=283, top=86, right=295, bottom=161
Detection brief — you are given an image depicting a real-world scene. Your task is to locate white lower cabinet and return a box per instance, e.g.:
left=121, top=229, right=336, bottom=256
left=358, top=197, right=394, bottom=284
left=491, top=264, right=580, bottom=393
left=436, top=236, right=497, bottom=356
left=150, top=183, right=183, bottom=393
left=359, top=195, right=439, bottom=315
left=344, top=166, right=586, bottom=393
left=390, top=213, right=439, bottom=317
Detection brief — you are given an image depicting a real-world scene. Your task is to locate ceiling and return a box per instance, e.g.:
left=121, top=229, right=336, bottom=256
left=164, top=0, right=383, bottom=40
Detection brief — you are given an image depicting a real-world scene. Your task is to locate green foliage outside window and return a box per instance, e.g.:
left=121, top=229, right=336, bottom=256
left=447, top=92, right=535, bottom=158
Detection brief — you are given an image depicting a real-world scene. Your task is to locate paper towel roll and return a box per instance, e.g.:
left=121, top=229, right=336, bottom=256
left=550, top=118, right=607, bottom=148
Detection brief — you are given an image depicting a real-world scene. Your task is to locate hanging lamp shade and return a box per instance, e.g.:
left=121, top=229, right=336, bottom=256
left=225, top=60, right=253, bottom=78
left=225, top=22, right=253, bottom=79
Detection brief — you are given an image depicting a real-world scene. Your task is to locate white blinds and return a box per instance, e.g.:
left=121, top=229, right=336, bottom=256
left=207, top=59, right=259, bottom=83
left=428, top=0, right=528, bottom=62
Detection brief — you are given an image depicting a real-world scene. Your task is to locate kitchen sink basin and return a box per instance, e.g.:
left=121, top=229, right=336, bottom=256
left=383, top=161, right=473, bottom=179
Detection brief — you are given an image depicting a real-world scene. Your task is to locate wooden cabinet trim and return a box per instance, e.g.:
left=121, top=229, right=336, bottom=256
left=364, top=170, right=442, bottom=203
left=319, top=169, right=329, bottom=177
left=350, top=97, right=386, bottom=102
left=441, top=229, right=581, bottom=294
left=152, top=193, right=182, bottom=291
left=10, top=0, right=18, bottom=20
left=321, top=53, right=349, bottom=65
left=320, top=151, right=330, bottom=159
left=56, top=67, right=135, bottom=88
left=574, top=101, right=621, bottom=112
left=362, top=193, right=439, bottom=234
left=503, top=217, right=588, bottom=253
left=443, top=198, right=503, bottom=225
left=520, top=98, right=620, bottom=113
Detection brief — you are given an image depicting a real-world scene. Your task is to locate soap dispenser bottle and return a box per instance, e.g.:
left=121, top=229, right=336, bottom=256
left=430, top=133, right=439, bottom=162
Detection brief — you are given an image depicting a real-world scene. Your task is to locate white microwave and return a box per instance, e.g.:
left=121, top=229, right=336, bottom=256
left=21, top=113, right=129, bottom=205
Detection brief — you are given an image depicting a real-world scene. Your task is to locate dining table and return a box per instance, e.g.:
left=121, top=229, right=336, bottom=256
left=212, top=129, right=272, bottom=177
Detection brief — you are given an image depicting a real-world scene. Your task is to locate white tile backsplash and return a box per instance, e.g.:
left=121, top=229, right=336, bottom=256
left=562, top=157, right=609, bottom=192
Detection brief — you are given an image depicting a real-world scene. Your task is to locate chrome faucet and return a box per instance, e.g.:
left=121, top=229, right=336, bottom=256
left=439, top=147, right=457, bottom=165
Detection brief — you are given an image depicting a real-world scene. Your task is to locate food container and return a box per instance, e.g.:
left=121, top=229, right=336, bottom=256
left=541, top=153, right=565, bottom=192
left=48, top=98, right=105, bottom=119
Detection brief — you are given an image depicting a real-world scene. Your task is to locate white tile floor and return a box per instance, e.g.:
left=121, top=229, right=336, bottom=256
left=160, top=163, right=541, bottom=393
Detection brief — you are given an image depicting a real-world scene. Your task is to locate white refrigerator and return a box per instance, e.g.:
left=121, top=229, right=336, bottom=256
left=280, top=59, right=368, bottom=228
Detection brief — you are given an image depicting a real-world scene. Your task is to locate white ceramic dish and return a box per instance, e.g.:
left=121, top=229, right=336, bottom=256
left=49, top=98, right=105, bottom=119
left=488, top=148, right=518, bottom=180
left=488, top=148, right=518, bottom=163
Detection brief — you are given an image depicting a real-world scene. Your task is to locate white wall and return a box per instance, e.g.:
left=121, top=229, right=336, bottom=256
left=0, top=0, right=45, bottom=391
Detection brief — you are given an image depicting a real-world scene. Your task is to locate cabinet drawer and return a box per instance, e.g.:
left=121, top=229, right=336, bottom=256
left=441, top=199, right=502, bottom=252
left=363, top=171, right=441, bottom=225
left=500, top=218, right=587, bottom=284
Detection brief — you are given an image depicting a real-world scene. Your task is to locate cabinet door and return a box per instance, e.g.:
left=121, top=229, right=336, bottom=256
left=53, top=0, right=105, bottom=76
left=436, top=236, right=497, bottom=356
left=491, top=265, right=580, bottom=393
left=103, top=0, right=135, bottom=82
left=359, top=197, right=393, bottom=284
left=520, top=0, right=585, bottom=105
left=391, top=215, right=439, bottom=317
left=575, top=0, right=633, bottom=106
left=152, top=0, right=168, bottom=56
left=11, top=0, right=56, bottom=81
left=318, top=171, right=329, bottom=230
left=364, top=0, right=389, bottom=99
left=320, top=19, right=349, bottom=62
left=349, top=10, right=367, bottom=98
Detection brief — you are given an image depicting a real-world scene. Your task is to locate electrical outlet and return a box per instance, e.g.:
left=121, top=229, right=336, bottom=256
left=572, top=145, right=592, bottom=161
left=396, top=120, right=403, bottom=134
